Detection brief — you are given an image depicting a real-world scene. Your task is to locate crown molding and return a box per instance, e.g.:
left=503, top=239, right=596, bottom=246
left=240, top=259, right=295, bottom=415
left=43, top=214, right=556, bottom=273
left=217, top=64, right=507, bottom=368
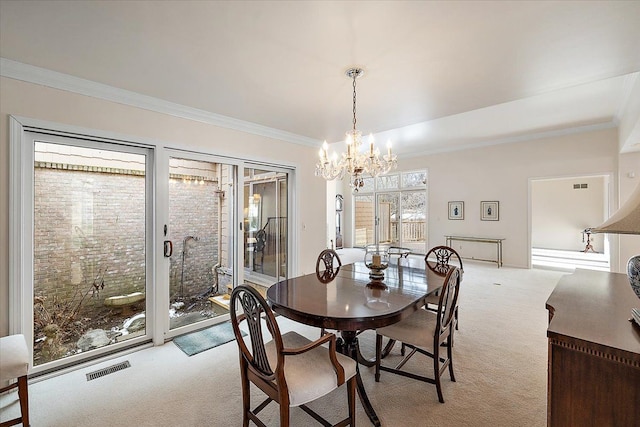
left=0, top=58, right=320, bottom=148
left=616, top=72, right=639, bottom=120
left=408, top=121, right=618, bottom=158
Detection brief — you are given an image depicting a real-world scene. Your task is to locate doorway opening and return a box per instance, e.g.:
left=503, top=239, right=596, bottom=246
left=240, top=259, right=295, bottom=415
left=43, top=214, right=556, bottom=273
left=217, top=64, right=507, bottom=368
left=352, top=171, right=428, bottom=254
left=167, top=157, right=236, bottom=331
left=531, top=175, right=611, bottom=271
left=243, top=167, right=289, bottom=293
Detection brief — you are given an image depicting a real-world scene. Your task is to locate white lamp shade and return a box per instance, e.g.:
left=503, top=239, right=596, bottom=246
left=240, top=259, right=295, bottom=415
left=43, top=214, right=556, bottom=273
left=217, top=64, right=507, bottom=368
left=591, top=181, right=640, bottom=235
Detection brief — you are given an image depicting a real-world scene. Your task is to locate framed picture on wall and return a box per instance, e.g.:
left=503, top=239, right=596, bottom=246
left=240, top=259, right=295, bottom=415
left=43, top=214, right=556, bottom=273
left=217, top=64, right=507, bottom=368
left=481, top=201, right=499, bottom=221
left=448, top=201, right=464, bottom=220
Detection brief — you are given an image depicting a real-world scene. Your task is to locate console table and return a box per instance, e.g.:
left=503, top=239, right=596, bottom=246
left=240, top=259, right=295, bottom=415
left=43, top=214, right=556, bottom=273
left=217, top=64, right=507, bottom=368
left=444, top=235, right=504, bottom=267
left=546, top=270, right=640, bottom=426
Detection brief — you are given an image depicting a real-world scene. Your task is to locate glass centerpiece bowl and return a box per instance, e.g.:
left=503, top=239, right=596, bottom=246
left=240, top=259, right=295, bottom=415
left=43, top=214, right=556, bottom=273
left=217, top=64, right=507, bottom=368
left=364, top=249, right=389, bottom=284
left=364, top=282, right=390, bottom=309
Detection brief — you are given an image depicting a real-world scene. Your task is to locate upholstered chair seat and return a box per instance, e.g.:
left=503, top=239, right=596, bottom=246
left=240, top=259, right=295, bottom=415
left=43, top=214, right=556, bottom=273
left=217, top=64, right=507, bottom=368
left=265, top=331, right=357, bottom=407
left=0, top=334, right=30, bottom=427
left=0, top=335, right=29, bottom=381
left=376, top=309, right=438, bottom=349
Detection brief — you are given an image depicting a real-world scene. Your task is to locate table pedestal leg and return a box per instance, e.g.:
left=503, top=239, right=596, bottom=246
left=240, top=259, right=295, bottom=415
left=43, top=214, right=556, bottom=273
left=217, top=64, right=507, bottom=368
left=338, top=331, right=381, bottom=427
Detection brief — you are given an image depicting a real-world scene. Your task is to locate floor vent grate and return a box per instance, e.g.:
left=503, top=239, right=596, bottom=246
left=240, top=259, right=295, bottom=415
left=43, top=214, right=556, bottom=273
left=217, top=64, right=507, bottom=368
left=86, top=361, right=131, bottom=381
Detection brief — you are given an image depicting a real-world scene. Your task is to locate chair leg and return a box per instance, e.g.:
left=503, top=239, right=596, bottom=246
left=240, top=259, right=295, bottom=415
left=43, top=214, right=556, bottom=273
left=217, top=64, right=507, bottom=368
left=433, top=342, right=445, bottom=403
left=447, top=336, right=456, bottom=382
left=375, top=334, right=382, bottom=382
left=279, top=402, right=290, bottom=427
left=347, top=376, right=356, bottom=426
left=0, top=377, right=29, bottom=427
left=17, top=376, right=29, bottom=427
left=239, top=362, right=250, bottom=427
left=455, top=306, right=459, bottom=330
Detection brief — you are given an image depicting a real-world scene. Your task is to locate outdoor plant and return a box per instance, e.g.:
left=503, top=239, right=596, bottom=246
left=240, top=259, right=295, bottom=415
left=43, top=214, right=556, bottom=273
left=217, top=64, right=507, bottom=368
left=33, top=226, right=111, bottom=363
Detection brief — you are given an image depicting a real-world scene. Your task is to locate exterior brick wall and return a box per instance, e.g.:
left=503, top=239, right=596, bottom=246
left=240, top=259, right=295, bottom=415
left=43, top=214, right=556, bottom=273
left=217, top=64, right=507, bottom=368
left=34, top=166, right=220, bottom=315
left=168, top=178, right=219, bottom=298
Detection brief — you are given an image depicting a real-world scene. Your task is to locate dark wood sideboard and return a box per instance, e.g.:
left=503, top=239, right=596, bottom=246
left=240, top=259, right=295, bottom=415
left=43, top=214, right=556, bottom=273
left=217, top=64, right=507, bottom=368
left=546, top=269, right=640, bottom=426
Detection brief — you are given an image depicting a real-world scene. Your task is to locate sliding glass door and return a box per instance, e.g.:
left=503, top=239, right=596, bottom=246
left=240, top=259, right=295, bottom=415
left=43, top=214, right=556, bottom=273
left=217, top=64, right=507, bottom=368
left=27, top=133, right=153, bottom=372
left=10, top=117, right=294, bottom=374
left=166, top=156, right=236, bottom=332
left=243, top=167, right=289, bottom=287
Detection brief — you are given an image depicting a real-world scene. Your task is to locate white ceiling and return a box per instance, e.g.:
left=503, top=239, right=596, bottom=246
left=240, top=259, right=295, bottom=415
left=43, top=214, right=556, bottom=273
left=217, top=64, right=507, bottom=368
left=1, top=1, right=639, bottom=155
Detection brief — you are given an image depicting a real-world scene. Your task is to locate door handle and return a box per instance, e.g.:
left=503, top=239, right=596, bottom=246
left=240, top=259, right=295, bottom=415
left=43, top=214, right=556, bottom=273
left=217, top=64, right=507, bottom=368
left=163, top=240, right=173, bottom=257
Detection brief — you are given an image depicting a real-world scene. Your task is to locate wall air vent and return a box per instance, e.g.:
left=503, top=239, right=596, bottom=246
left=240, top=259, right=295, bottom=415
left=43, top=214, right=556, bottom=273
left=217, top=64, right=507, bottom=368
left=86, top=361, right=131, bottom=381
left=573, top=184, right=588, bottom=189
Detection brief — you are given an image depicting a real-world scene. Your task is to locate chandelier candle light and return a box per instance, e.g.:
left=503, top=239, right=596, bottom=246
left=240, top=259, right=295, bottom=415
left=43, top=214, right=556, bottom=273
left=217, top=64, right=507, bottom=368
left=315, top=68, right=398, bottom=192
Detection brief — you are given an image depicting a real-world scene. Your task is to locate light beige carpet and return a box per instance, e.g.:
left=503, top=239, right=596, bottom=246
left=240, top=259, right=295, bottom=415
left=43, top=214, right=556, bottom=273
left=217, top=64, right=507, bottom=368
left=0, top=263, right=566, bottom=426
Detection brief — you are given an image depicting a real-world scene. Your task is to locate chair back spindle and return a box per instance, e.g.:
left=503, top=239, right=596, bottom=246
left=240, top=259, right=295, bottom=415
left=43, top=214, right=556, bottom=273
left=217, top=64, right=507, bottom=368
left=316, top=249, right=342, bottom=283
left=425, top=245, right=464, bottom=275
left=231, top=286, right=282, bottom=379
left=436, top=267, right=460, bottom=333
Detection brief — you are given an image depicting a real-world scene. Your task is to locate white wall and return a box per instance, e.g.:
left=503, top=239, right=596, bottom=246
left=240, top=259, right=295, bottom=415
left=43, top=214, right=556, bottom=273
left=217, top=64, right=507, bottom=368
left=0, top=77, right=326, bottom=336
left=380, top=128, right=620, bottom=268
left=531, top=176, right=606, bottom=251
left=317, top=126, right=633, bottom=272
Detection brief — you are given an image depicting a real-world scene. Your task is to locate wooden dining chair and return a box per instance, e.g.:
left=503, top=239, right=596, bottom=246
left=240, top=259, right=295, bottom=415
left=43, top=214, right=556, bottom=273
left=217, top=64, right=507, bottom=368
left=230, top=285, right=356, bottom=427
left=314, top=246, right=366, bottom=334
left=316, top=249, right=342, bottom=283
left=425, top=245, right=463, bottom=273
left=424, top=245, right=463, bottom=330
left=374, top=267, right=461, bottom=403
left=315, top=249, right=343, bottom=336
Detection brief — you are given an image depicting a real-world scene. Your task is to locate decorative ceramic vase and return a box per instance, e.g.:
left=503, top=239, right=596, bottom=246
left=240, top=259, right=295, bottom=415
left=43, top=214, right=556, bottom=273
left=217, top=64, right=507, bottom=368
left=628, top=255, right=640, bottom=299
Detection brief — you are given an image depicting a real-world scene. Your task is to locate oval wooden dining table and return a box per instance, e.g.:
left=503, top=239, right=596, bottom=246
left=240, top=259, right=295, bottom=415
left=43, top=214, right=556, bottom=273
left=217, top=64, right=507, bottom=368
left=266, top=258, right=451, bottom=426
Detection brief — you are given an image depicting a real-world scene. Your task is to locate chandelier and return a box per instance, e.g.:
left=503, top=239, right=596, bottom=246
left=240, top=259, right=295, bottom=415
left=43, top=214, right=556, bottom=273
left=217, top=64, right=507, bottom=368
left=315, top=68, right=397, bottom=192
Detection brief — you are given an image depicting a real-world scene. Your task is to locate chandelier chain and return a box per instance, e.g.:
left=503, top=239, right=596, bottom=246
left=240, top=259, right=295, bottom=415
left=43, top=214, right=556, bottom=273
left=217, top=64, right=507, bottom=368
left=352, top=74, right=357, bottom=132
